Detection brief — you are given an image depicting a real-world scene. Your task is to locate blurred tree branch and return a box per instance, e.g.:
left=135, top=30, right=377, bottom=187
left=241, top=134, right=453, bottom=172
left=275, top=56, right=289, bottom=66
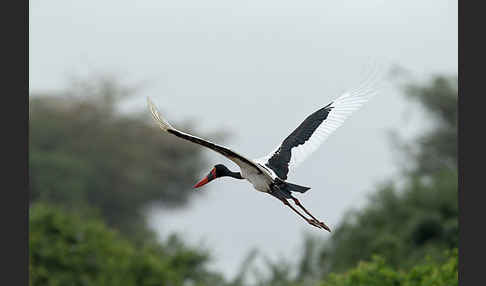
left=29, top=75, right=225, bottom=242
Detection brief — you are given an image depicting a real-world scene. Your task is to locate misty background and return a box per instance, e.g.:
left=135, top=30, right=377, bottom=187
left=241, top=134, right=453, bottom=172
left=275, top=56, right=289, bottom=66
left=29, top=0, right=457, bottom=280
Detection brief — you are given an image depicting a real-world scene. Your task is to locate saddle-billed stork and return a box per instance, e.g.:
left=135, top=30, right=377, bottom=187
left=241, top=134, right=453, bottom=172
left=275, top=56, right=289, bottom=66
left=147, top=77, right=379, bottom=231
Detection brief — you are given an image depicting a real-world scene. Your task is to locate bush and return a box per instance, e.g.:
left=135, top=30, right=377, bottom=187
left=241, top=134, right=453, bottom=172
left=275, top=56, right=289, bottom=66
left=320, top=249, right=457, bottom=286
left=29, top=203, right=225, bottom=286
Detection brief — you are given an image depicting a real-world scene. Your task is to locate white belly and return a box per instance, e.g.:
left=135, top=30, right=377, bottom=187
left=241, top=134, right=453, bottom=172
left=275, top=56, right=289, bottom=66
left=245, top=173, right=272, bottom=192
left=240, top=163, right=275, bottom=193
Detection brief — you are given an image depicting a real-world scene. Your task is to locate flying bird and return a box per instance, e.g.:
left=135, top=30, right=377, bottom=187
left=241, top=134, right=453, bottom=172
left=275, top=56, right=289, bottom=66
left=147, top=76, right=379, bottom=231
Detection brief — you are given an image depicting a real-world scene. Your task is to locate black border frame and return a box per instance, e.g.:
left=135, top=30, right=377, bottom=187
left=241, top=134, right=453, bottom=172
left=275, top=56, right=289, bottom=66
left=5, top=0, right=28, bottom=284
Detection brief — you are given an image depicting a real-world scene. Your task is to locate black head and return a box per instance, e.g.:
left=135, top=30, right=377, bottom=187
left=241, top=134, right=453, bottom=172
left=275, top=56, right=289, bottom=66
left=193, top=164, right=236, bottom=189
left=214, top=164, right=231, bottom=175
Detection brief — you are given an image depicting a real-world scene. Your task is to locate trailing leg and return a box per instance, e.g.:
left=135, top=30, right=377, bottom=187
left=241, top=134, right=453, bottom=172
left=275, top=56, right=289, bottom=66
left=279, top=198, right=323, bottom=229
left=291, top=197, right=331, bottom=232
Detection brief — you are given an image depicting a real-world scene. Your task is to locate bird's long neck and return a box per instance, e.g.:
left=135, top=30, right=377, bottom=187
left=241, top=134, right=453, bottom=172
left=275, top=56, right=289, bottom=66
left=226, top=171, right=243, bottom=180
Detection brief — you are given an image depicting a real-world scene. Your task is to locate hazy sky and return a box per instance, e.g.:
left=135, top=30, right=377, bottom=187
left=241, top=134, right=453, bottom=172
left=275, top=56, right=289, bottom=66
left=30, top=0, right=457, bottom=279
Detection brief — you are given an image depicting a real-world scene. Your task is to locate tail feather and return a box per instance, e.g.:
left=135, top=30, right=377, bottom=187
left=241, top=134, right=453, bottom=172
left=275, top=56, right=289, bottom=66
left=285, top=182, right=311, bottom=193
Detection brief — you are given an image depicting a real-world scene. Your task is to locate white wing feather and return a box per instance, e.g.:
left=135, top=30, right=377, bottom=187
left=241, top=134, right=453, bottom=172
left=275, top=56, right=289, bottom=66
left=256, top=70, right=383, bottom=171
left=147, top=97, right=174, bottom=131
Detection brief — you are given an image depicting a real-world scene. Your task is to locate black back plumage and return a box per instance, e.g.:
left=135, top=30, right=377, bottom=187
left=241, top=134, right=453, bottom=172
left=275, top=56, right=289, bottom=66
left=265, top=103, right=334, bottom=180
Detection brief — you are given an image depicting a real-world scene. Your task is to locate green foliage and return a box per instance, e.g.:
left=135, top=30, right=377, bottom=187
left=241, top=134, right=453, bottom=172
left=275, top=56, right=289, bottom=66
left=321, top=169, right=457, bottom=273
left=404, top=249, right=458, bottom=286
left=398, top=75, right=457, bottom=176
left=29, top=202, right=226, bottom=286
left=320, top=249, right=457, bottom=286
left=230, top=246, right=457, bottom=286
left=29, top=77, right=212, bottom=241
left=322, top=256, right=402, bottom=286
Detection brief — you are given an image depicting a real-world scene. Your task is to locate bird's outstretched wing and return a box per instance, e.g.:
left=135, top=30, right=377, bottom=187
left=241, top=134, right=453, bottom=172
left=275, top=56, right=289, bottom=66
left=147, top=97, right=262, bottom=173
left=257, top=74, right=382, bottom=180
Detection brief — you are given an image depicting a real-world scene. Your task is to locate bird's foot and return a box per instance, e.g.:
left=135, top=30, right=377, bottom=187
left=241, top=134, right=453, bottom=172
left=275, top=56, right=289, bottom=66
left=308, top=219, right=331, bottom=232
left=318, top=221, right=331, bottom=232
left=308, top=219, right=323, bottom=229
